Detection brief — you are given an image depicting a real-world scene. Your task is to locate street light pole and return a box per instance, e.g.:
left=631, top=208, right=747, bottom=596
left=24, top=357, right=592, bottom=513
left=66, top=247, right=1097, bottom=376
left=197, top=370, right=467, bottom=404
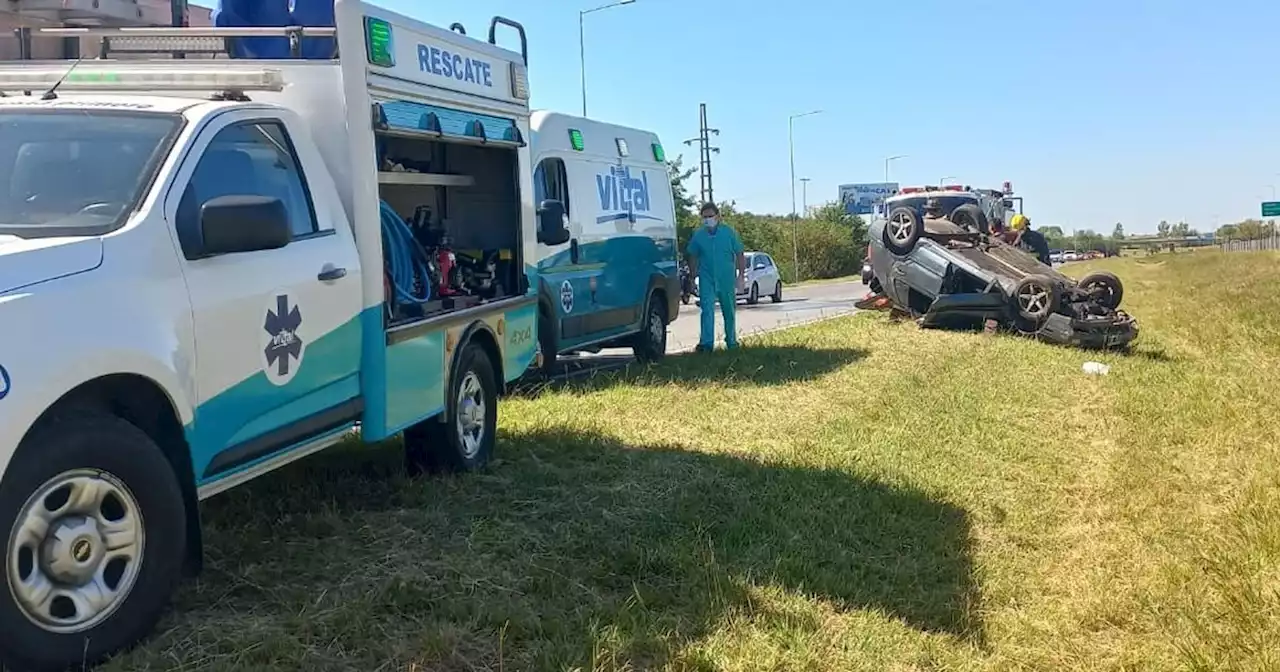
left=788, top=109, right=822, bottom=283
left=884, top=154, right=906, bottom=182
left=579, top=0, right=636, bottom=116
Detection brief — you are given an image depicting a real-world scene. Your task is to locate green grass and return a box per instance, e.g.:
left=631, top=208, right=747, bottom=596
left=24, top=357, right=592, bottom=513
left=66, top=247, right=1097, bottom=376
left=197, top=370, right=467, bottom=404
left=105, top=251, right=1280, bottom=671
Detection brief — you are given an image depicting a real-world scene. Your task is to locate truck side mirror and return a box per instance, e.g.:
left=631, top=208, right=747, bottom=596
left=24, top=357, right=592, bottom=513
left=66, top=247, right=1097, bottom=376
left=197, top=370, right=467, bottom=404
left=194, top=195, right=291, bottom=257
left=536, top=199, right=570, bottom=245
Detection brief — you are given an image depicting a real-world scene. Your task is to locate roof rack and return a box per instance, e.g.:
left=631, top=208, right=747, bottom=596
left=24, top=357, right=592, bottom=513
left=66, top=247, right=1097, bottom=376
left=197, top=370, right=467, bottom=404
left=36, top=26, right=337, bottom=60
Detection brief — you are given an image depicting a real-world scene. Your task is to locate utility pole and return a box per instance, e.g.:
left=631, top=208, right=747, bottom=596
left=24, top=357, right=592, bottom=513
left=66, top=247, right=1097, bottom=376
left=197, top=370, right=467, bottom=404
left=683, top=103, right=720, bottom=205
left=800, top=177, right=811, bottom=216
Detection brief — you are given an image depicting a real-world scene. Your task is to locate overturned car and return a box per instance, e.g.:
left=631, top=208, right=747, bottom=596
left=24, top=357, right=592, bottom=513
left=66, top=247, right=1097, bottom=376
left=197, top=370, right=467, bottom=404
left=866, top=195, right=1137, bottom=349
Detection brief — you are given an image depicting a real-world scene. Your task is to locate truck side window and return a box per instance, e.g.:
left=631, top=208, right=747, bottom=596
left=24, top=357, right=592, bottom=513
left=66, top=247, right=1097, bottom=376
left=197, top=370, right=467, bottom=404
left=534, top=157, right=570, bottom=216
left=182, top=120, right=318, bottom=239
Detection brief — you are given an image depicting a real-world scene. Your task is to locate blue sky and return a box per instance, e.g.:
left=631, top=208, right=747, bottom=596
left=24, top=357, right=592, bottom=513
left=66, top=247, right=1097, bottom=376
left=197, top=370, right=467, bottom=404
left=200, top=1, right=1280, bottom=234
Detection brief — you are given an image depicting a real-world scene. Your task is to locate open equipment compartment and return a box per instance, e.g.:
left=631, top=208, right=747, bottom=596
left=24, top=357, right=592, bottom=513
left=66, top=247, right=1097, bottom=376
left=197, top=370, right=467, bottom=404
left=373, top=98, right=527, bottom=328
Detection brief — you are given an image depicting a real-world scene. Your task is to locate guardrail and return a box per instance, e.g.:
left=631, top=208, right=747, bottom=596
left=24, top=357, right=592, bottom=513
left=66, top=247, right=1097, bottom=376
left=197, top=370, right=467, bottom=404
left=1220, top=235, right=1280, bottom=252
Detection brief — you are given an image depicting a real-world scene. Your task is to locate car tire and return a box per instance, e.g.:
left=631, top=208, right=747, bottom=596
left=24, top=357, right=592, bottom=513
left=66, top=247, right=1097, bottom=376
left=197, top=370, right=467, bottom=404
left=0, top=410, right=186, bottom=672
left=1011, top=274, right=1061, bottom=326
left=748, top=282, right=759, bottom=305
left=405, top=343, right=498, bottom=475
left=771, top=281, right=783, bottom=303
left=883, top=206, right=923, bottom=254
left=1078, top=271, right=1124, bottom=309
left=950, top=203, right=990, bottom=234
left=632, top=292, right=668, bottom=363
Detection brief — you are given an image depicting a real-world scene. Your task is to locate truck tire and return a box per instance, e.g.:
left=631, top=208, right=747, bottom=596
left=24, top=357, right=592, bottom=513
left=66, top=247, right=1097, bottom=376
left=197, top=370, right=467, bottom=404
left=632, top=292, right=667, bottom=363
left=883, top=206, right=923, bottom=255
left=1078, top=271, right=1124, bottom=309
left=950, top=203, right=990, bottom=234
left=1011, top=274, right=1061, bottom=327
left=404, top=343, right=498, bottom=475
left=0, top=410, right=186, bottom=672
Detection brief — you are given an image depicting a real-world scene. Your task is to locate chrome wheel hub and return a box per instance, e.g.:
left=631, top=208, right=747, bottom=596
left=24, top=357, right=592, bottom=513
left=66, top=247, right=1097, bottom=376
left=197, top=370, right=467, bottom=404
left=7, top=469, right=144, bottom=634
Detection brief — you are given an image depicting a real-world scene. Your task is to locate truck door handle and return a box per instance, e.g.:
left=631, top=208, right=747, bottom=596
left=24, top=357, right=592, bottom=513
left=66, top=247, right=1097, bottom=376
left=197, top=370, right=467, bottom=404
left=317, top=266, right=347, bottom=282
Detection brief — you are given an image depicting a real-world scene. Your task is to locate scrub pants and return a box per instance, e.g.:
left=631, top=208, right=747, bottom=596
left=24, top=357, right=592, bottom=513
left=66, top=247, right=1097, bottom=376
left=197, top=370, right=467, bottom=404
left=699, top=285, right=738, bottom=349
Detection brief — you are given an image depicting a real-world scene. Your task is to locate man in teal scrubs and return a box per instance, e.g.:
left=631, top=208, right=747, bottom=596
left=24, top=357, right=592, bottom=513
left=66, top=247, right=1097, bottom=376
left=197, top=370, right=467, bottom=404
left=686, top=202, right=746, bottom=352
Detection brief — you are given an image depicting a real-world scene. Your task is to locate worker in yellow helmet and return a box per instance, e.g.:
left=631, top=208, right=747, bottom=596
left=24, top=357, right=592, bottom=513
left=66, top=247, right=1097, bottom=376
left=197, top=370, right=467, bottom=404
left=1003, top=213, right=1052, bottom=265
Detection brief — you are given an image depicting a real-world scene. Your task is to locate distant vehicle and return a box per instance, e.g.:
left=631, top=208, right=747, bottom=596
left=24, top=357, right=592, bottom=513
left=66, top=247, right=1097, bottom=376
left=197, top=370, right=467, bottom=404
left=530, top=112, right=680, bottom=372
left=694, top=251, right=783, bottom=305
left=867, top=203, right=1138, bottom=349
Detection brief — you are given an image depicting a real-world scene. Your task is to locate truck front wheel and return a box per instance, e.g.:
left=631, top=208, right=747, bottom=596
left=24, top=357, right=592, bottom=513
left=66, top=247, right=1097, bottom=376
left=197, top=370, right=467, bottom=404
left=0, top=410, right=186, bottom=671
left=404, top=343, right=498, bottom=475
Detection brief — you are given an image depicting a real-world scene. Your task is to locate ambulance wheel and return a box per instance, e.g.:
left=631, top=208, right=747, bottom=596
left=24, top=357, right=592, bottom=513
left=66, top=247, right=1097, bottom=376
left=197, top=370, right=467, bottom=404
left=404, top=344, right=497, bottom=475
left=633, top=293, right=668, bottom=363
left=0, top=410, right=185, bottom=672
left=883, top=206, right=923, bottom=254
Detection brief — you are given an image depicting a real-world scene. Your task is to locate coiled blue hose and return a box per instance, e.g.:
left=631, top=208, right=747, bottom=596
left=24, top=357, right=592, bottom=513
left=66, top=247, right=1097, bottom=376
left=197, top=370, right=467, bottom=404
left=379, top=200, right=433, bottom=308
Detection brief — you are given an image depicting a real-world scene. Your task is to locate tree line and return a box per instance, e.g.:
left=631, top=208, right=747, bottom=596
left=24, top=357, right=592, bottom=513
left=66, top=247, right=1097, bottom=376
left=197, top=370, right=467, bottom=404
left=667, top=158, right=868, bottom=282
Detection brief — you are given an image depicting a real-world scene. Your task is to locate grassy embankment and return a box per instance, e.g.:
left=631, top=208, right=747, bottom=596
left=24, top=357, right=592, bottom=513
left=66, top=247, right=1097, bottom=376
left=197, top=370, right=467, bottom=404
left=108, top=251, right=1280, bottom=671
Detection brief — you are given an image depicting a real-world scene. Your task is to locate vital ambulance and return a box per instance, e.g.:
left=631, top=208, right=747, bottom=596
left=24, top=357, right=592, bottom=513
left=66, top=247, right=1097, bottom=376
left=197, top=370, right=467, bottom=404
left=529, top=113, right=679, bottom=371
left=0, top=3, right=569, bottom=668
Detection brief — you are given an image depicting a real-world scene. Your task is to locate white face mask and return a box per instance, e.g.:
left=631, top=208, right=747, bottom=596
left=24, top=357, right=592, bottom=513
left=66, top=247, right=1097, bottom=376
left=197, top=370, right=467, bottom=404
left=703, top=217, right=718, bottom=229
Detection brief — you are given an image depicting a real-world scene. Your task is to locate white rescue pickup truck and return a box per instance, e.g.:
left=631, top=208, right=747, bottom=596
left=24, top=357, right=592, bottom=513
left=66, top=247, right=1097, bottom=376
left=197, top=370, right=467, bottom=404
left=0, top=3, right=571, bottom=668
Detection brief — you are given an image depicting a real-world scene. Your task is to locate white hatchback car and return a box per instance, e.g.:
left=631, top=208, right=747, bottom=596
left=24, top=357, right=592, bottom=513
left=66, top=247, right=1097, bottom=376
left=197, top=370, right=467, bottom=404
left=694, top=251, right=784, bottom=305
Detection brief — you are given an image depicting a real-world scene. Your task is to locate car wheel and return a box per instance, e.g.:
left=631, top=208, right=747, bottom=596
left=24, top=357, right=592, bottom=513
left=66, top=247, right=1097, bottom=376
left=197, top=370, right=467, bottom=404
left=950, top=203, right=990, bottom=234
left=1077, top=271, right=1124, bottom=309
left=748, top=282, right=759, bottom=305
left=0, top=410, right=186, bottom=672
left=883, top=206, right=923, bottom=254
left=771, top=281, right=783, bottom=303
left=632, top=292, right=668, bottom=363
left=405, top=343, right=498, bottom=475
left=1012, top=274, right=1061, bottom=326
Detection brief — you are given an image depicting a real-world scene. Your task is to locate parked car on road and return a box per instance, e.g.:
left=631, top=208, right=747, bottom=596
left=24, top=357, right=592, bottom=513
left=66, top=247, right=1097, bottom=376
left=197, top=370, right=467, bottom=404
left=693, top=251, right=783, bottom=305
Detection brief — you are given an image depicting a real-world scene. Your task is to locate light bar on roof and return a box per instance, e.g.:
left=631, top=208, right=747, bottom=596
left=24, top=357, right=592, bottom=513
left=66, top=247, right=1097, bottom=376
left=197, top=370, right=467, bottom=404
left=105, top=35, right=227, bottom=54
left=0, top=68, right=285, bottom=93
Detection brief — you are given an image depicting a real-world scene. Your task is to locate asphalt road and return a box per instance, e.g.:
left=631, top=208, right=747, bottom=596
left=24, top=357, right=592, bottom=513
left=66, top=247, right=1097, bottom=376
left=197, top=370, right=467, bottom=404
left=547, top=278, right=867, bottom=378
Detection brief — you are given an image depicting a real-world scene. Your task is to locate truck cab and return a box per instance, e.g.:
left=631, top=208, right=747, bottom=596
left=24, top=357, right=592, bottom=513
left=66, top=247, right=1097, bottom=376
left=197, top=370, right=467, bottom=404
left=529, top=112, right=679, bottom=371
left=0, top=4, right=567, bottom=669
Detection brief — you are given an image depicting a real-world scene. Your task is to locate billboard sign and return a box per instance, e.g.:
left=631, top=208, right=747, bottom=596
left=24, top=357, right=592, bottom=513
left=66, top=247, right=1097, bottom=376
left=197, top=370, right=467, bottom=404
left=839, top=182, right=899, bottom=215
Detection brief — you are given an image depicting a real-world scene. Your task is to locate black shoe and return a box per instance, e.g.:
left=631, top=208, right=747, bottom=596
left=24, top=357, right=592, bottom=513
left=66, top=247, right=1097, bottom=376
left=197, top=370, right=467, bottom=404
left=694, top=344, right=712, bottom=353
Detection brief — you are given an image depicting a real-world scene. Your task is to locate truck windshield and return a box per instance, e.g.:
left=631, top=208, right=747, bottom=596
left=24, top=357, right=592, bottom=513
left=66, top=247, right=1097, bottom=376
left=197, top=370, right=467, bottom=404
left=0, top=109, right=181, bottom=239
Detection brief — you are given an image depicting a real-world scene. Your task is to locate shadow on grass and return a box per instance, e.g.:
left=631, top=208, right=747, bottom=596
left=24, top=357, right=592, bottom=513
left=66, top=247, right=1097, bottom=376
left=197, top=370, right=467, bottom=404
left=151, top=427, right=980, bottom=670
left=515, top=344, right=868, bottom=395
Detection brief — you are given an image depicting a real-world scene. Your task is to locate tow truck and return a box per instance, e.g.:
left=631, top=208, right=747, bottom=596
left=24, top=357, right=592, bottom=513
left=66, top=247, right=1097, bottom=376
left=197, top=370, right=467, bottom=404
left=0, top=3, right=570, bottom=668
